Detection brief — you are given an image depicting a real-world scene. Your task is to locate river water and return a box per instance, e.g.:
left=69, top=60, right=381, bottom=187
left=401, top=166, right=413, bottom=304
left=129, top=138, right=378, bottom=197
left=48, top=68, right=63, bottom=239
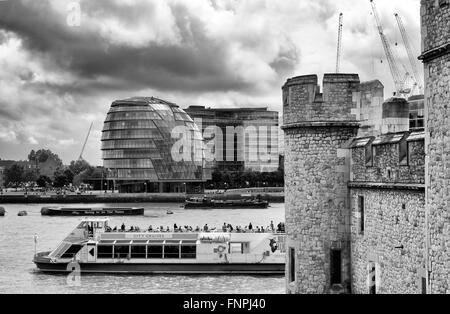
left=0, top=202, right=285, bottom=294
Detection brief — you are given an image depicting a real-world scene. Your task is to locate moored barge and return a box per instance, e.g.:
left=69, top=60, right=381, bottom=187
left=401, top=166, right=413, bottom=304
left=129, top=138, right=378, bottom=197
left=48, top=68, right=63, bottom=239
left=33, top=218, right=285, bottom=274
left=184, top=196, right=269, bottom=209
left=41, top=206, right=144, bottom=216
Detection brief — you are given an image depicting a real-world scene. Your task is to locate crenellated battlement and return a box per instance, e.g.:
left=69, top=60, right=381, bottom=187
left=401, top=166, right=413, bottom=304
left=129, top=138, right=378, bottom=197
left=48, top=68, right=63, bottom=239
left=282, top=73, right=360, bottom=127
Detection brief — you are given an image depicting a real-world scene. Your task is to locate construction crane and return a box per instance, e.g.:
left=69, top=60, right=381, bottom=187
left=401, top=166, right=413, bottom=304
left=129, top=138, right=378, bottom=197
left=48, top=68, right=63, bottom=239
left=370, top=0, right=410, bottom=96
left=78, top=122, right=93, bottom=161
left=394, top=12, right=424, bottom=94
left=336, top=13, right=343, bottom=73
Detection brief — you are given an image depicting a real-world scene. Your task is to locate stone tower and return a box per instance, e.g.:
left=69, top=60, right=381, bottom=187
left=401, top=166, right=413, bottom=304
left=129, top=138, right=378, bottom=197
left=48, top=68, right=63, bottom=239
left=282, top=74, right=360, bottom=293
left=419, top=0, right=450, bottom=294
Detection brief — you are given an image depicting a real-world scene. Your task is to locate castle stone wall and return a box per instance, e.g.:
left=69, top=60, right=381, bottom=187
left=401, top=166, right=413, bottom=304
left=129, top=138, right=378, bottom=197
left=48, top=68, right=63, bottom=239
left=350, top=189, right=426, bottom=294
left=420, top=0, right=450, bottom=294
left=351, top=140, right=425, bottom=184
left=283, top=74, right=359, bottom=294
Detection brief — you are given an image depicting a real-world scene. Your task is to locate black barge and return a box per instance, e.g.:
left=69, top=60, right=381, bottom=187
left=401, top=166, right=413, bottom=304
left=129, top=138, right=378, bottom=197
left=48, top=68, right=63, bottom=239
left=41, top=206, right=145, bottom=216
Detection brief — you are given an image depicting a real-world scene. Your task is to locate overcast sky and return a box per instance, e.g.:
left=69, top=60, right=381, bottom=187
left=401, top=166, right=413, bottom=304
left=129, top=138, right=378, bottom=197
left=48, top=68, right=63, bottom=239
left=0, top=0, right=422, bottom=166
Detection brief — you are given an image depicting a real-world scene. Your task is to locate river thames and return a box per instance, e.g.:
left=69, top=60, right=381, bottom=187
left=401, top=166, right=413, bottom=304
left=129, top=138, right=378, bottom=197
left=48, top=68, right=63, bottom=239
left=0, top=202, right=285, bottom=294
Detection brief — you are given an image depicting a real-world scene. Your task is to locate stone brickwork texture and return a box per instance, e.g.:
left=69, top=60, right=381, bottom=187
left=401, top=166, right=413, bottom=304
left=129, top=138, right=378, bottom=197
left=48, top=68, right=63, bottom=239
left=421, top=0, right=450, bottom=294
left=283, top=74, right=359, bottom=293
left=350, top=189, right=426, bottom=294
left=283, top=74, right=359, bottom=125
left=351, top=140, right=425, bottom=184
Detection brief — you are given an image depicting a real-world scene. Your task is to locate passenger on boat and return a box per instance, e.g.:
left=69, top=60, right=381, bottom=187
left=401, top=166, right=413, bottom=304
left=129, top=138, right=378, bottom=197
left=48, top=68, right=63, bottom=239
left=203, top=224, right=209, bottom=232
left=248, top=223, right=253, bottom=231
left=121, top=223, right=125, bottom=231
left=148, top=225, right=153, bottom=232
left=195, top=226, right=200, bottom=232
left=270, top=221, right=274, bottom=231
left=222, top=223, right=227, bottom=232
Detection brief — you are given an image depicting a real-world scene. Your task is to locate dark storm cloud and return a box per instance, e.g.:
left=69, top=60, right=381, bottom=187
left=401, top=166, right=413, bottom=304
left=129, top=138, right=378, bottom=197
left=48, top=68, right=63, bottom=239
left=0, top=0, right=296, bottom=94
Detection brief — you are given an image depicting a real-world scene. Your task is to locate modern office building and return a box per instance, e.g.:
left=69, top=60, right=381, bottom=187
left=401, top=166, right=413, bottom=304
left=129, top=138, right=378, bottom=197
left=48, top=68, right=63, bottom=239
left=408, top=95, right=424, bottom=130
left=101, top=97, right=211, bottom=193
left=183, top=106, right=279, bottom=173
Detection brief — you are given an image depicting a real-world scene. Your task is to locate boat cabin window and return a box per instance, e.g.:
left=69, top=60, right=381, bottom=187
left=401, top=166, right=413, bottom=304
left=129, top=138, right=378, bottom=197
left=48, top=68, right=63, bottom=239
left=114, top=245, right=130, bottom=259
left=95, top=240, right=197, bottom=259
left=181, top=241, right=197, bottom=259
left=97, top=245, right=113, bottom=259
left=229, top=242, right=250, bottom=254
left=61, top=244, right=83, bottom=259
left=164, top=240, right=181, bottom=259
left=130, top=245, right=146, bottom=259
left=229, top=243, right=243, bottom=254
left=147, top=244, right=163, bottom=259
left=77, top=222, right=87, bottom=229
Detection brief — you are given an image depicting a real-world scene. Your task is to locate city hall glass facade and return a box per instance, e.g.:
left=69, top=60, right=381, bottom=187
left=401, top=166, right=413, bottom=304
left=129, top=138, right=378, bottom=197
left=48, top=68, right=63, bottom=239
left=183, top=106, right=279, bottom=173
left=101, top=97, right=211, bottom=193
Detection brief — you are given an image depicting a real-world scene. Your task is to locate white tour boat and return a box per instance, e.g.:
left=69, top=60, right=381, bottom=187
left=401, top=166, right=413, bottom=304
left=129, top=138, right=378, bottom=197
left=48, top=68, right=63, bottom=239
left=33, top=218, right=286, bottom=274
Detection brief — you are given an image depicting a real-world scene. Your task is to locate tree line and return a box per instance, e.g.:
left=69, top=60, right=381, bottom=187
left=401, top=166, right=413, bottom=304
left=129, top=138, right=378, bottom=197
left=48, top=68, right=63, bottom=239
left=207, top=169, right=284, bottom=189
left=2, top=149, right=106, bottom=188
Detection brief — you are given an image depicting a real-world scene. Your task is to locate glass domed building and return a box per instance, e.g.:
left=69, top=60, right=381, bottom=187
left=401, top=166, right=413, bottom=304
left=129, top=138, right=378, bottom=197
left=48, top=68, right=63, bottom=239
left=101, top=97, right=211, bottom=193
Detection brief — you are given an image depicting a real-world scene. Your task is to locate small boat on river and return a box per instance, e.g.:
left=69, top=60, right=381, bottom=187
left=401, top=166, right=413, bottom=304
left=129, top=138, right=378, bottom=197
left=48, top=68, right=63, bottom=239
left=33, top=218, right=286, bottom=274
left=40, top=206, right=144, bottom=216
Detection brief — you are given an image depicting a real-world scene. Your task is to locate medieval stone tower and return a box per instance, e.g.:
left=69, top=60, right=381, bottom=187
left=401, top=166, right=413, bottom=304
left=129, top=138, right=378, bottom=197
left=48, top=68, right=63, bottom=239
left=282, top=74, right=360, bottom=294
left=419, top=0, right=450, bottom=293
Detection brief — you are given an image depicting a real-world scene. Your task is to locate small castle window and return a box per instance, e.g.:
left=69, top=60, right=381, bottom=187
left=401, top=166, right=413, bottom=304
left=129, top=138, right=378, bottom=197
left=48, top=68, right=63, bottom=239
left=358, top=196, right=365, bottom=234
left=330, top=249, right=342, bottom=285
left=289, top=247, right=296, bottom=283
left=283, top=87, right=291, bottom=106
left=399, top=140, right=409, bottom=166
left=365, top=144, right=373, bottom=166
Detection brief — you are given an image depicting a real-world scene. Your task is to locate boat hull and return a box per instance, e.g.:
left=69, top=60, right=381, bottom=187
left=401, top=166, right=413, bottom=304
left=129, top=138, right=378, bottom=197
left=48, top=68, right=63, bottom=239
left=41, top=207, right=145, bottom=216
left=34, top=260, right=284, bottom=275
